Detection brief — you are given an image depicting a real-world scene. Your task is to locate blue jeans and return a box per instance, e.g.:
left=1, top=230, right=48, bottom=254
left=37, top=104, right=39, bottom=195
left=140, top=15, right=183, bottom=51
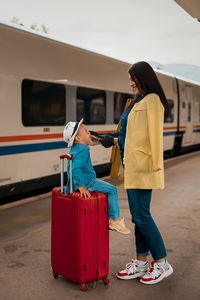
left=87, top=178, right=120, bottom=219
left=127, top=189, right=167, bottom=260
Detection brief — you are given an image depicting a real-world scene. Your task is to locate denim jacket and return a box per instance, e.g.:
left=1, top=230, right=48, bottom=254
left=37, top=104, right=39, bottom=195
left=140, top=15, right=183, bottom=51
left=107, top=94, right=146, bottom=161
left=64, top=143, right=96, bottom=193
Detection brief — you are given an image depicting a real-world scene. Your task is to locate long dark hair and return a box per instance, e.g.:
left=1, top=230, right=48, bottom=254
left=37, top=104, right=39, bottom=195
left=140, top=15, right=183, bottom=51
left=128, top=61, right=169, bottom=117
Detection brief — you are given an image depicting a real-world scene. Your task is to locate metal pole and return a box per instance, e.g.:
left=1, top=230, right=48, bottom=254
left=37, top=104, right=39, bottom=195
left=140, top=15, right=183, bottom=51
left=60, top=158, right=64, bottom=193
left=70, top=159, right=73, bottom=193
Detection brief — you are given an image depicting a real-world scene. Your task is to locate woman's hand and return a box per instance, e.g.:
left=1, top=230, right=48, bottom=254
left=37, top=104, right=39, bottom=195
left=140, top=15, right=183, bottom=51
left=100, top=135, right=116, bottom=148
left=89, top=131, right=118, bottom=148
left=78, top=186, right=91, bottom=198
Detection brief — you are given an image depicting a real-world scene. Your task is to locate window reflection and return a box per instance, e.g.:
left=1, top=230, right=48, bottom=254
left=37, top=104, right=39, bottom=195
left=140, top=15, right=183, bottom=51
left=76, top=87, right=106, bottom=124
left=22, top=79, right=66, bottom=126
left=188, top=102, right=191, bottom=122
left=164, top=99, right=174, bottom=123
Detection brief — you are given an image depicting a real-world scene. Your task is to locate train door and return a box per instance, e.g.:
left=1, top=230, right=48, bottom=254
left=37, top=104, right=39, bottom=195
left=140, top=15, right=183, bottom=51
left=182, top=87, right=193, bottom=145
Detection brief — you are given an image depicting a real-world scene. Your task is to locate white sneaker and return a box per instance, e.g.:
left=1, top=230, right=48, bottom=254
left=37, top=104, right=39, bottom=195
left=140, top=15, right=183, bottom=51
left=140, top=260, right=173, bottom=284
left=109, top=217, right=130, bottom=235
left=116, top=259, right=149, bottom=280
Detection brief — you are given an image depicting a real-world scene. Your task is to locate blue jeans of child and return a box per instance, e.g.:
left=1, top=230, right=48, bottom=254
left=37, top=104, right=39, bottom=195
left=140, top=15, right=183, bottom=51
left=87, top=178, right=120, bottom=219
left=127, top=189, right=167, bottom=260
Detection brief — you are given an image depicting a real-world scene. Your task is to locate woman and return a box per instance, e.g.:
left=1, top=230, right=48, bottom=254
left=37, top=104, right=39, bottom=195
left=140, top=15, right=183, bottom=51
left=92, top=61, right=173, bottom=285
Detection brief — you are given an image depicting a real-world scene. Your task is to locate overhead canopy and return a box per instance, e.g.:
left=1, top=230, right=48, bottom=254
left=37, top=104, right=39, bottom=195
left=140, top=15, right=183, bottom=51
left=175, top=0, right=200, bottom=21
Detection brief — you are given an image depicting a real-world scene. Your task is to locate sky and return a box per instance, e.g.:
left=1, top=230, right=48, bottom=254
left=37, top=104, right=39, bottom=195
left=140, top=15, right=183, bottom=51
left=0, top=0, right=200, bottom=66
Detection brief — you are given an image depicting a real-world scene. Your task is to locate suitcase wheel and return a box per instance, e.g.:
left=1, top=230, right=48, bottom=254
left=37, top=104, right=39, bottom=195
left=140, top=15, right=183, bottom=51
left=79, top=281, right=87, bottom=291
left=52, top=269, right=59, bottom=279
left=103, top=277, right=110, bottom=285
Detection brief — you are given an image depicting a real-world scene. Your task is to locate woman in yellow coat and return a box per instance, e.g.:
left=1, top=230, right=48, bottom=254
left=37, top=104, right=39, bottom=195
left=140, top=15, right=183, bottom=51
left=119, top=62, right=173, bottom=284
left=99, top=62, right=173, bottom=284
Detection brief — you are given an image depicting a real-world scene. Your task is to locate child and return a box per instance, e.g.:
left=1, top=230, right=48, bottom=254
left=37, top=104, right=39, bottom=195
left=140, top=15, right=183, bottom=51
left=63, top=119, right=130, bottom=235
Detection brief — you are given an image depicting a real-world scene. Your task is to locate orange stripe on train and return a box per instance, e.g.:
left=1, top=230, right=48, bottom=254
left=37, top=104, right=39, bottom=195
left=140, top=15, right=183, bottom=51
left=0, top=133, right=63, bottom=142
left=0, top=126, right=189, bottom=143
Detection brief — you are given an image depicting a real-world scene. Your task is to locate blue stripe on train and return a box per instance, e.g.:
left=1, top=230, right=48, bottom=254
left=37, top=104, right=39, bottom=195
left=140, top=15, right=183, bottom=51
left=163, top=130, right=185, bottom=136
left=193, top=129, right=200, bottom=133
left=0, top=131, right=186, bottom=156
left=0, top=141, right=66, bottom=156
left=163, top=131, right=176, bottom=136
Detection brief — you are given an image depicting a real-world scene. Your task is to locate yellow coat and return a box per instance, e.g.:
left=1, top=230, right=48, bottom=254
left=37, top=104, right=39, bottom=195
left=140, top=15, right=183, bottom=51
left=124, top=93, right=164, bottom=190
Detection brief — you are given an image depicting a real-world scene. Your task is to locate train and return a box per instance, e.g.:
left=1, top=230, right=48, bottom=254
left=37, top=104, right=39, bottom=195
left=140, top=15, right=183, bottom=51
left=0, top=23, right=200, bottom=200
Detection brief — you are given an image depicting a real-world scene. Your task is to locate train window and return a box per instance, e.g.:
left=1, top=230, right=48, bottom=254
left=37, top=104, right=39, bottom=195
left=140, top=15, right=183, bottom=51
left=76, top=87, right=106, bottom=124
left=188, top=102, right=191, bottom=122
left=194, top=102, right=200, bottom=123
left=164, top=99, right=174, bottom=123
left=182, top=102, right=186, bottom=108
left=114, top=93, right=132, bottom=124
left=199, top=103, right=200, bottom=123
left=77, top=99, right=85, bottom=122
left=22, top=79, right=66, bottom=126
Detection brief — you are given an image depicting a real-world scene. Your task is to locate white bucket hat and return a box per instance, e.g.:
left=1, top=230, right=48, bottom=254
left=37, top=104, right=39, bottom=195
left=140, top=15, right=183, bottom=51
left=63, top=119, right=83, bottom=147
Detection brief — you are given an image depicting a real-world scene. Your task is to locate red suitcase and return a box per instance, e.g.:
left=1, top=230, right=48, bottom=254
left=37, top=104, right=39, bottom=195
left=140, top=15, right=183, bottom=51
left=51, top=154, right=109, bottom=291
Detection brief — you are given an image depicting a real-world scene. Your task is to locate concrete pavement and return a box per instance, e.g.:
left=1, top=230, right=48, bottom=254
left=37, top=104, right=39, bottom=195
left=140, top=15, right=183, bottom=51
left=0, top=151, right=200, bottom=300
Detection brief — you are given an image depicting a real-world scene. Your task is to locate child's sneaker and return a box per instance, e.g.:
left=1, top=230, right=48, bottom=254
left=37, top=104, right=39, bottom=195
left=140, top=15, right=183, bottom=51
left=109, top=217, right=130, bottom=234
left=140, top=260, right=173, bottom=284
left=116, top=259, right=149, bottom=280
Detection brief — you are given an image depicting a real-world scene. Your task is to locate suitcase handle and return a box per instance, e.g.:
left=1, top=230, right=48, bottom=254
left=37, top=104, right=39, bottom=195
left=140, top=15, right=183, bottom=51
left=60, top=154, right=72, bottom=160
left=60, top=154, right=73, bottom=194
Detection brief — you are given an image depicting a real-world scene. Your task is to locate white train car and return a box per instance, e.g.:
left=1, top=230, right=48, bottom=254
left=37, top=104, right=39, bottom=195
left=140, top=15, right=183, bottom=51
left=178, top=78, right=200, bottom=147
left=0, top=23, right=200, bottom=200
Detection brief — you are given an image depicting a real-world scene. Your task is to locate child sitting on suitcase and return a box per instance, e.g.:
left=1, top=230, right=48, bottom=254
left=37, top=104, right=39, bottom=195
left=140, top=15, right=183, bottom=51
left=63, top=119, right=130, bottom=235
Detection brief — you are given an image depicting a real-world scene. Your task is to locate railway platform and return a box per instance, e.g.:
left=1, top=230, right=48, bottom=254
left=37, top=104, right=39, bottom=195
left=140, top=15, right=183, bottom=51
left=0, top=151, right=200, bottom=300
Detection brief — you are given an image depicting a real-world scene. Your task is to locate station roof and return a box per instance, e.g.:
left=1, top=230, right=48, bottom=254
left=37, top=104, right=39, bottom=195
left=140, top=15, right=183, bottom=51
left=175, top=0, right=200, bottom=21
